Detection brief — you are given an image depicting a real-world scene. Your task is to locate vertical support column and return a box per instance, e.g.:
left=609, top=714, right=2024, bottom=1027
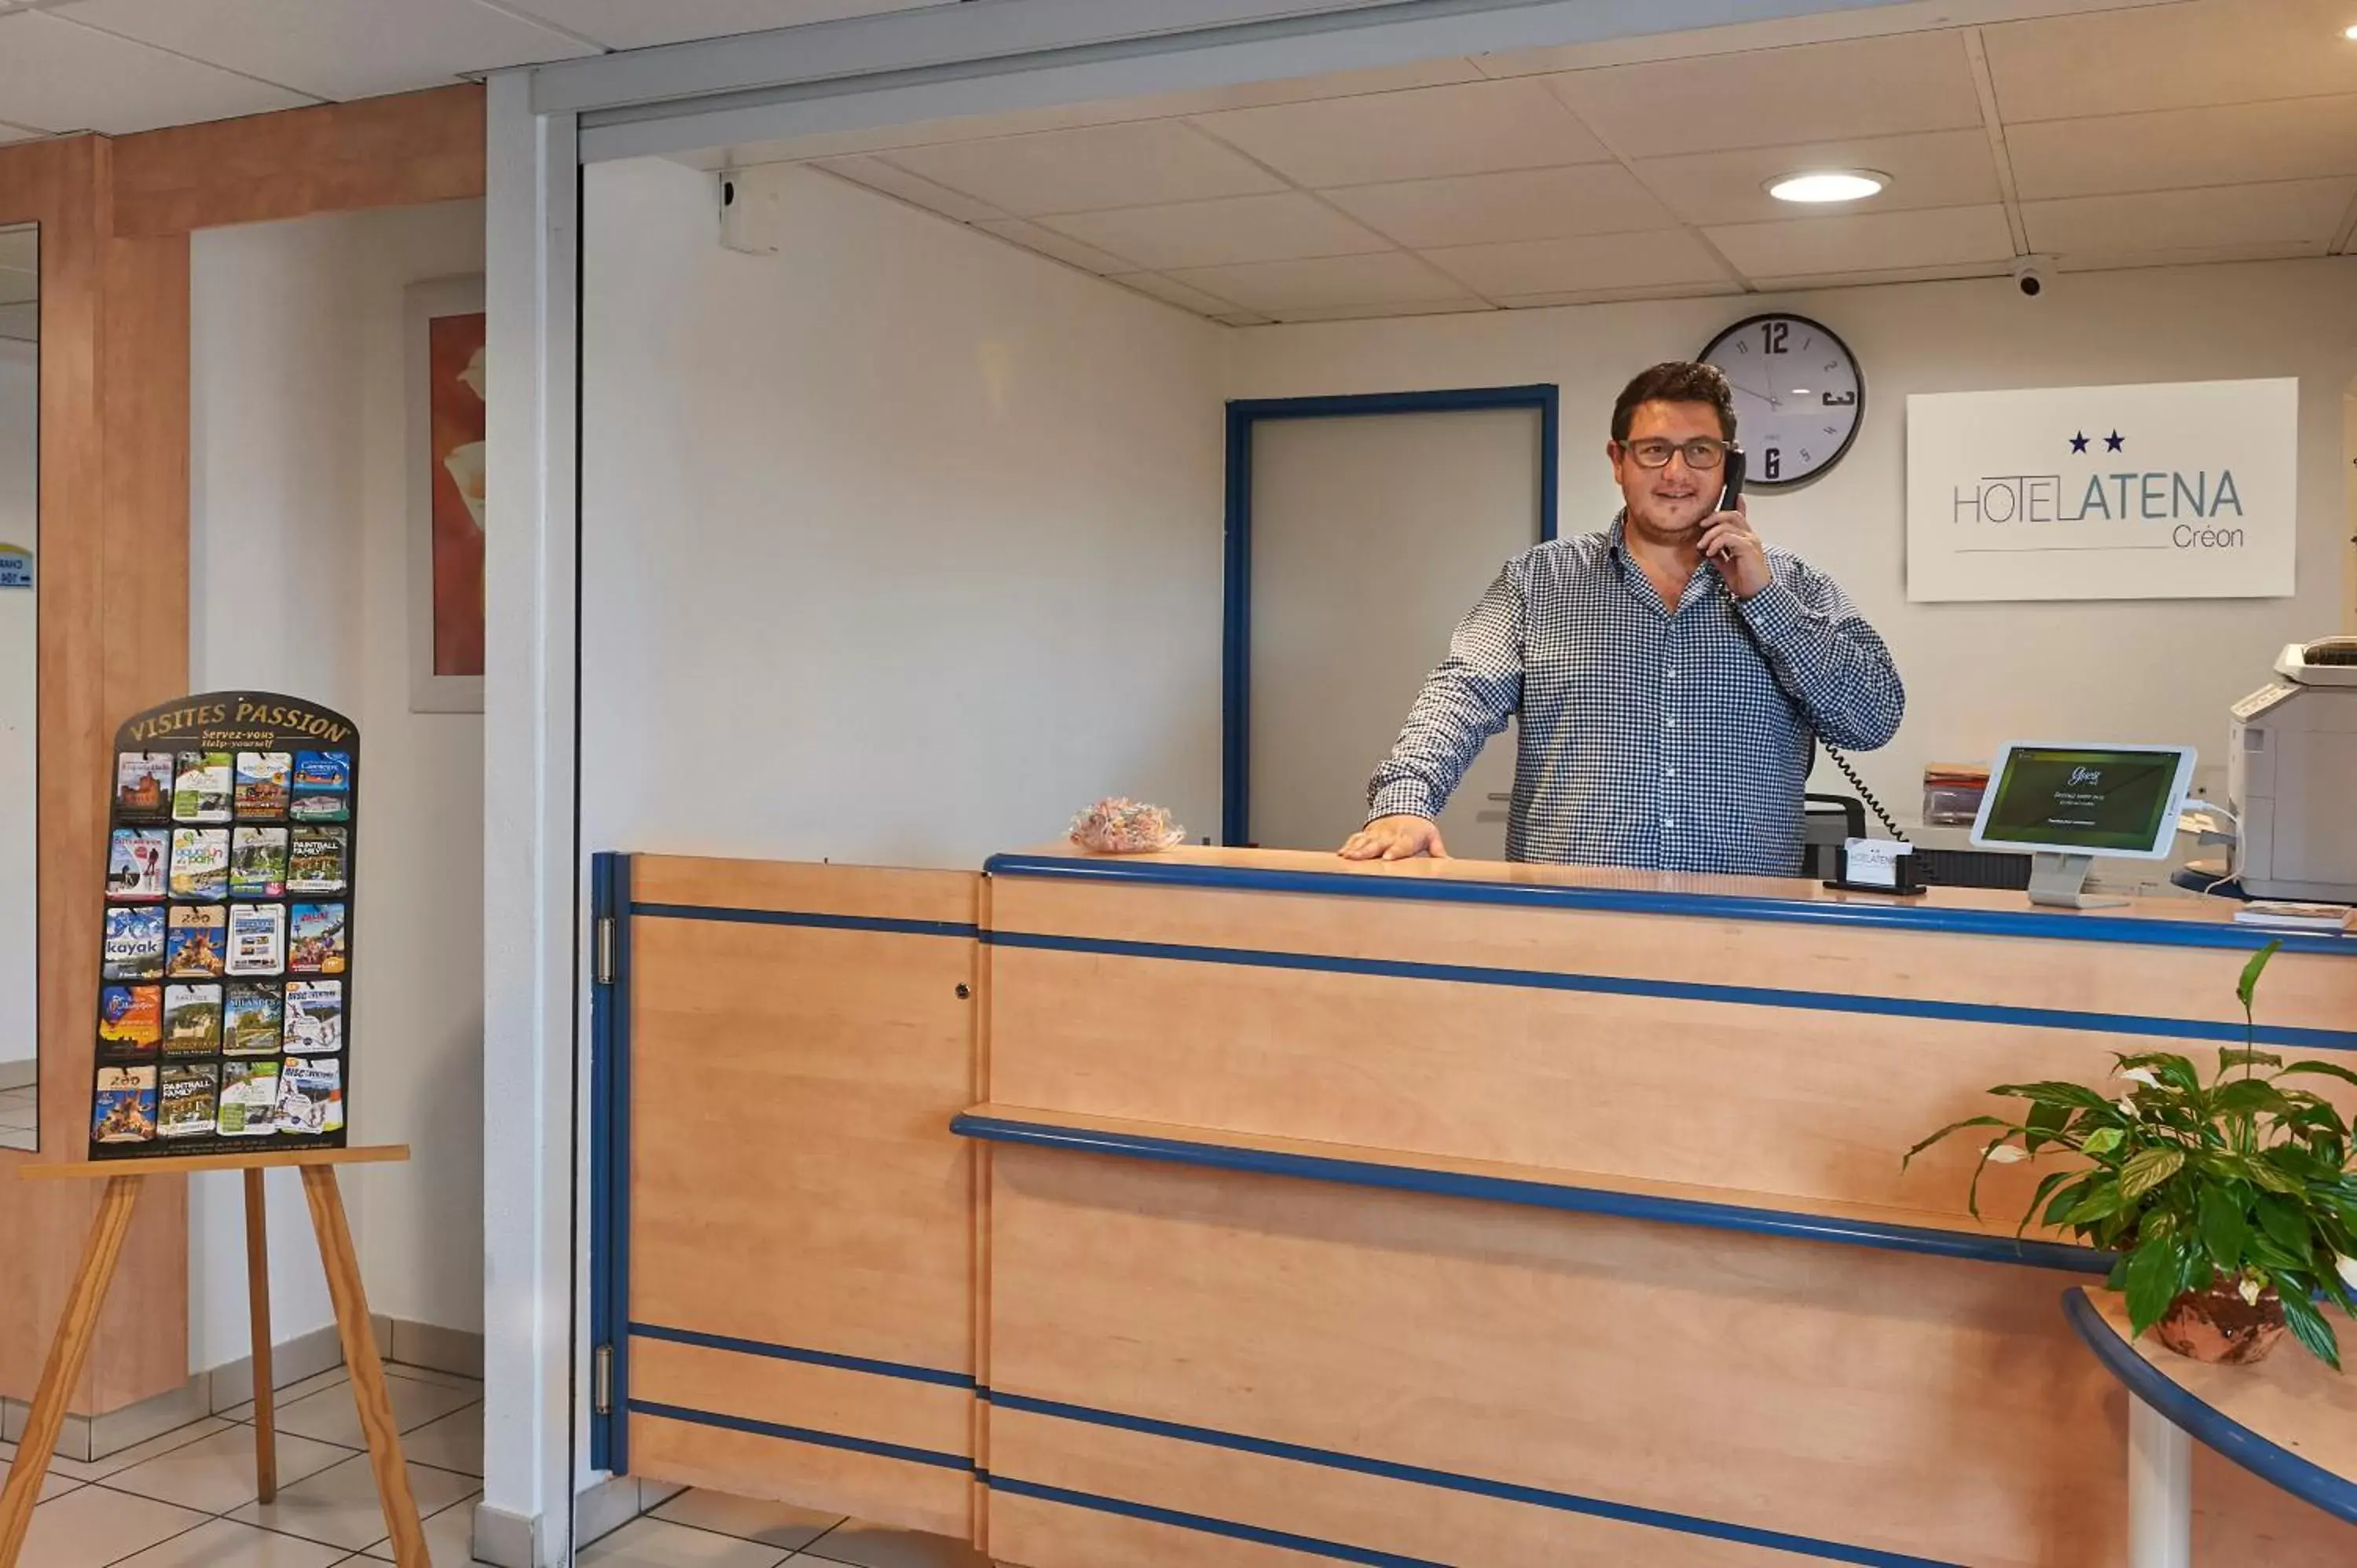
left=2128, top=1394, right=2192, bottom=1568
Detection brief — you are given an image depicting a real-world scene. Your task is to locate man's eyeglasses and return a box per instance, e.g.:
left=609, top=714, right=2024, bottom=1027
left=1620, top=437, right=1731, bottom=471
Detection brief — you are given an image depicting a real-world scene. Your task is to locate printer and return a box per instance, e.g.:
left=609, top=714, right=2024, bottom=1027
left=2226, top=638, right=2357, bottom=903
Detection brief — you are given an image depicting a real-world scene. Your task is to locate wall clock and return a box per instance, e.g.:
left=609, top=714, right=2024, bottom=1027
left=1695, top=313, right=1864, bottom=489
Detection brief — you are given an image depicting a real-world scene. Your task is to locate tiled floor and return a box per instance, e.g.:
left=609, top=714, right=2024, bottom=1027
left=2, top=1360, right=995, bottom=1567
left=0, top=1081, right=36, bottom=1151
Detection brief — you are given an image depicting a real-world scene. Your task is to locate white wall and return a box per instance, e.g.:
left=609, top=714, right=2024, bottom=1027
left=0, top=340, right=33, bottom=1079
left=1225, top=259, right=2357, bottom=825
left=189, top=200, right=486, bottom=1372
left=579, top=158, right=1226, bottom=866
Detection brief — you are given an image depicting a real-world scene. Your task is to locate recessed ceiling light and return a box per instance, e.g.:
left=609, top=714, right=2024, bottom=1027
left=1767, top=170, right=1888, bottom=204
left=2344, top=21, right=2357, bottom=37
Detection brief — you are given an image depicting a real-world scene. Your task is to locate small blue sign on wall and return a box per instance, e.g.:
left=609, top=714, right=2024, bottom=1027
left=0, top=544, right=29, bottom=589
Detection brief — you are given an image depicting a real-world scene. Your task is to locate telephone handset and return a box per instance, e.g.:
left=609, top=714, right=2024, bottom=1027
left=1710, top=442, right=1909, bottom=844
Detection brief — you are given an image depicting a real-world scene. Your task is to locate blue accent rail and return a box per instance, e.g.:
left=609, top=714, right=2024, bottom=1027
left=630, top=1321, right=976, bottom=1388
left=630, top=903, right=977, bottom=940
left=982, top=928, right=2357, bottom=1053
left=984, top=852, right=2357, bottom=958
left=951, top=1112, right=2114, bottom=1276
left=628, top=1346, right=1964, bottom=1566
left=2063, top=1288, right=2357, bottom=1526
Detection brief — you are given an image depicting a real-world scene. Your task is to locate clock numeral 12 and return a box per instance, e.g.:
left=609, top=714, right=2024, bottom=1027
left=1761, top=321, right=1790, bottom=355
left=1763, top=449, right=1783, bottom=481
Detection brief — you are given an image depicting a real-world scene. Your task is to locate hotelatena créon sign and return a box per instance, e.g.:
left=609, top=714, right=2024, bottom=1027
left=1905, top=378, right=2296, bottom=603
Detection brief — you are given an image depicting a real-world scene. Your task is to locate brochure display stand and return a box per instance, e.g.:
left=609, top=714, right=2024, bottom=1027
left=0, top=694, right=421, bottom=1568
left=93, top=692, right=358, bottom=1160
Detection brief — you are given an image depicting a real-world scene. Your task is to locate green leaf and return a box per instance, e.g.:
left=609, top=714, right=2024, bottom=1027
left=2238, top=940, right=2282, bottom=1014
left=2198, top=1185, right=2251, bottom=1272
left=2120, top=1146, right=2187, bottom=1203
left=2079, top=1127, right=2126, bottom=1157
left=1989, top=1082, right=2121, bottom=1114
left=2220, top=1046, right=2285, bottom=1073
left=2125, top=1240, right=2183, bottom=1336
left=2211, top=1079, right=2295, bottom=1117
left=2020, top=1170, right=2078, bottom=1239
left=2227, top=1155, right=2304, bottom=1196
left=2253, top=1194, right=2315, bottom=1258
left=2117, top=1054, right=2203, bottom=1095
left=2280, top=1061, right=2357, bottom=1092
left=1903, top=1115, right=2018, bottom=1168
left=2067, top=1182, right=2126, bottom=1226
left=2278, top=1283, right=2341, bottom=1372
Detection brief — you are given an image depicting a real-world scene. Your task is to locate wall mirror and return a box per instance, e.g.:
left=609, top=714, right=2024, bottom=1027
left=1, top=219, right=35, bottom=1150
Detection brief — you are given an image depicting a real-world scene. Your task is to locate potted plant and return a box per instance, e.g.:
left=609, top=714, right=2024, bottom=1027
left=1906, top=941, right=2357, bottom=1368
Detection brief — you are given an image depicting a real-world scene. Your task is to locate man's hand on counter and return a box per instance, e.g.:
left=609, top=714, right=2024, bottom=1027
left=1339, top=815, right=1449, bottom=861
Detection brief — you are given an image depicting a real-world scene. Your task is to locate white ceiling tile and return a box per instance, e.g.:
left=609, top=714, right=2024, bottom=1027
left=1158, top=252, right=1476, bottom=313
left=1548, top=31, right=1983, bottom=159
left=64, top=0, right=594, bottom=101
left=1189, top=79, right=1611, bottom=188
left=2022, top=178, right=2357, bottom=258
left=2047, top=241, right=2326, bottom=273
left=1323, top=163, right=1677, bottom=248
left=877, top=120, right=1284, bottom=217
left=499, top=0, right=943, bottom=52
left=972, top=218, right=1134, bottom=276
left=1039, top=192, right=1391, bottom=271
left=1743, top=260, right=2014, bottom=290
left=1633, top=128, right=2001, bottom=227
left=1272, top=298, right=1498, bottom=322
left=0, top=10, right=313, bottom=134
left=2007, top=96, right=2357, bottom=201
left=1984, top=0, right=2357, bottom=123
left=1703, top=203, right=2014, bottom=277
left=1419, top=229, right=1732, bottom=298
left=1494, top=281, right=1747, bottom=309
left=811, top=154, right=1007, bottom=222
left=0, top=121, right=44, bottom=142
left=1106, top=272, right=1247, bottom=317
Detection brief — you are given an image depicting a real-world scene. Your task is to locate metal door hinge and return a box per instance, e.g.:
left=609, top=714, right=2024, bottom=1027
left=593, top=1345, right=613, bottom=1414
left=594, top=916, right=616, bottom=986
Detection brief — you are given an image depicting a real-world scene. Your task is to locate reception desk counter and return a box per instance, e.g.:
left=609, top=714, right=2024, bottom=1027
left=599, top=846, right=2357, bottom=1566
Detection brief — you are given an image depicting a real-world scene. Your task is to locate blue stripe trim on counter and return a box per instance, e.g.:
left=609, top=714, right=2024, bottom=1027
left=981, top=929, right=2357, bottom=1053
left=628, top=1399, right=974, bottom=1472
left=987, top=1399, right=1963, bottom=1567
left=983, top=852, right=2357, bottom=958
left=950, top=1112, right=2113, bottom=1275
left=629, top=1323, right=976, bottom=1388
left=2063, top=1288, right=2357, bottom=1525
left=629, top=903, right=977, bottom=940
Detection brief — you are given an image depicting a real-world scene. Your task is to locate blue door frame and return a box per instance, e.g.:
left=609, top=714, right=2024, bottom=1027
left=1221, top=384, right=1560, bottom=846
left=588, top=851, right=633, bottom=1475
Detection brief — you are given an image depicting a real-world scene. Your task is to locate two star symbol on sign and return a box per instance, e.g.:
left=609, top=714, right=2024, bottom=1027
left=2069, top=430, right=2126, bottom=453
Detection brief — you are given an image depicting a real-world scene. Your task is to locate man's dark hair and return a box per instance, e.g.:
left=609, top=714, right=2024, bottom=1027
left=1611, top=361, right=1736, bottom=443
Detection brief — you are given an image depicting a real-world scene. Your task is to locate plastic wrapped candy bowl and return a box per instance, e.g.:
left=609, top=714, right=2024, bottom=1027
left=1069, top=798, right=1186, bottom=855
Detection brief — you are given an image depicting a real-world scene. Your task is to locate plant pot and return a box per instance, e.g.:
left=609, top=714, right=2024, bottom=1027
left=2154, top=1280, right=2286, bottom=1365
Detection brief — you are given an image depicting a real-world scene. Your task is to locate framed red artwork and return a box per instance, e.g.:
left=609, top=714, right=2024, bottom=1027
left=406, top=277, right=486, bottom=712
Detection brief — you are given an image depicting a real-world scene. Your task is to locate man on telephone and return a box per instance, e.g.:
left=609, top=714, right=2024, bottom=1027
left=1339, top=361, right=1903, bottom=876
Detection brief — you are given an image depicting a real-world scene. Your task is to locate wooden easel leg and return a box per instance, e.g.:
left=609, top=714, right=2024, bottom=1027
left=299, top=1164, right=426, bottom=1568
left=243, top=1167, right=277, bottom=1503
left=0, top=1174, right=147, bottom=1568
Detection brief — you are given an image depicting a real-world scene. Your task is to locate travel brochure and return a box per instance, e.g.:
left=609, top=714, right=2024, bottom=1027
left=90, top=694, right=357, bottom=1158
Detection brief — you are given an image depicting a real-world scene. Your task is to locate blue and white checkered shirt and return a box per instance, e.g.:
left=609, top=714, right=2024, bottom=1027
left=1367, top=517, right=1904, bottom=875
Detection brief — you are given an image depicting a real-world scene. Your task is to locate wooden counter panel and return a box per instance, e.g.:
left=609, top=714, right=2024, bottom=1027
left=988, top=944, right=2146, bottom=1218
left=987, top=1145, right=2118, bottom=1567
left=630, top=1411, right=970, bottom=1540
left=630, top=907, right=977, bottom=1379
left=2194, top=1445, right=2357, bottom=1565
left=988, top=875, right=2357, bottom=1036
left=634, top=853, right=979, bottom=926
left=988, top=1408, right=1793, bottom=1568
left=629, top=1335, right=970, bottom=1460
left=988, top=1493, right=1329, bottom=1568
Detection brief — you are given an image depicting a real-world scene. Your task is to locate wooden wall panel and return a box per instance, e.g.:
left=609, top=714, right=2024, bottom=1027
left=0, top=134, right=191, bottom=1415
left=109, top=85, right=485, bottom=238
